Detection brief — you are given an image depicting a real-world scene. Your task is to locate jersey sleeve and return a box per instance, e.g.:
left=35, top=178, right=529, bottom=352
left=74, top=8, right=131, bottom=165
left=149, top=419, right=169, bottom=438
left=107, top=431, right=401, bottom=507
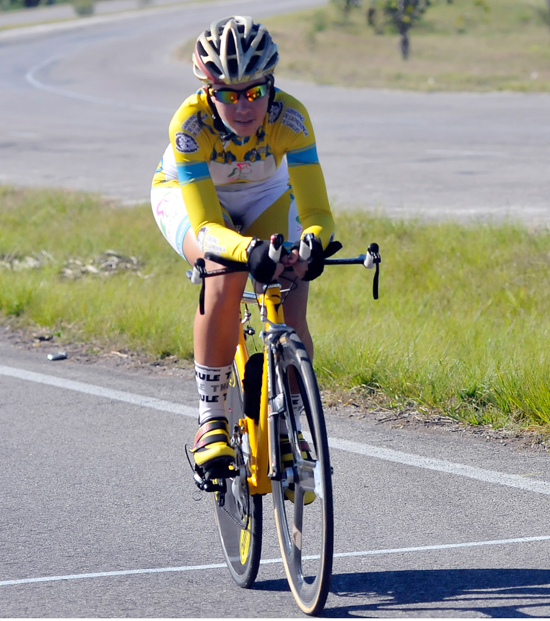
left=168, top=95, right=253, bottom=263
left=275, top=94, right=335, bottom=249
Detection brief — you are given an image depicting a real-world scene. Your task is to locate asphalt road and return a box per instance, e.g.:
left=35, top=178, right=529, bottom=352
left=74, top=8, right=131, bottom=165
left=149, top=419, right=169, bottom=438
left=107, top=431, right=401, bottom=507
left=1, top=338, right=550, bottom=617
left=2, top=0, right=550, bottom=617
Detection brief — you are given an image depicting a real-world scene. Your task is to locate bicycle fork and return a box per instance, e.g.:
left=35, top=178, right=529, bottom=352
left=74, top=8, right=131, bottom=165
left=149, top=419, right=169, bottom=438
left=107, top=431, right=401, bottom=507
left=267, top=335, right=286, bottom=483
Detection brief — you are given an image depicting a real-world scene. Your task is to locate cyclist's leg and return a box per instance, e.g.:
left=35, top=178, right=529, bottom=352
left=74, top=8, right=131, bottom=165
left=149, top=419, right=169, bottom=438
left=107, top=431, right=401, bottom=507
left=151, top=186, right=247, bottom=472
left=280, top=279, right=313, bottom=360
left=152, top=184, right=247, bottom=369
left=183, top=230, right=248, bottom=369
left=243, top=190, right=313, bottom=456
left=152, top=188, right=263, bottom=583
left=183, top=222, right=248, bottom=472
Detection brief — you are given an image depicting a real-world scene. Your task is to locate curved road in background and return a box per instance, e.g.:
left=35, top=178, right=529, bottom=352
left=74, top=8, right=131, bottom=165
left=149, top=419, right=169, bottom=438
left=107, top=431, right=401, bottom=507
left=1, top=0, right=549, bottom=223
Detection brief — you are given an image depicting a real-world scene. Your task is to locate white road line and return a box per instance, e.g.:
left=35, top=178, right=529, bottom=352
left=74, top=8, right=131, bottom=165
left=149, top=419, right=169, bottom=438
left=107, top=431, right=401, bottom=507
left=2, top=364, right=550, bottom=497
left=331, top=535, right=550, bottom=559
left=328, top=436, right=550, bottom=496
left=2, top=535, right=549, bottom=588
left=25, top=56, right=173, bottom=114
left=0, top=365, right=197, bottom=418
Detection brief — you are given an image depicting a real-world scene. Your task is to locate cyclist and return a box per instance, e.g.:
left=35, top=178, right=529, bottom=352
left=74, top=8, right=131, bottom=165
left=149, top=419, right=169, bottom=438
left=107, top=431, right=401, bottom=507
left=151, top=15, right=335, bottom=478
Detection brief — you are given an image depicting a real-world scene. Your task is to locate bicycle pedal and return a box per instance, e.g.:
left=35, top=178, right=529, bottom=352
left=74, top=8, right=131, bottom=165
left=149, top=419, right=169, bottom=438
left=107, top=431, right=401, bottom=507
left=197, top=477, right=226, bottom=494
left=204, top=462, right=237, bottom=482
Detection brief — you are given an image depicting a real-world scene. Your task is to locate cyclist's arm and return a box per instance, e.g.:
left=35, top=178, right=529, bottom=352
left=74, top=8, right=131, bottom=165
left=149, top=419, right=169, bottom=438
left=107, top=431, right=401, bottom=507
left=280, top=95, right=335, bottom=249
left=288, top=161, right=334, bottom=249
left=168, top=102, right=253, bottom=263
left=179, top=177, right=253, bottom=263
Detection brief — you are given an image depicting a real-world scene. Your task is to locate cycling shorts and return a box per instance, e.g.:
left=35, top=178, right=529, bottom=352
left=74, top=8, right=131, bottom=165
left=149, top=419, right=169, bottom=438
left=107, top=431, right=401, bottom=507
left=151, top=186, right=303, bottom=264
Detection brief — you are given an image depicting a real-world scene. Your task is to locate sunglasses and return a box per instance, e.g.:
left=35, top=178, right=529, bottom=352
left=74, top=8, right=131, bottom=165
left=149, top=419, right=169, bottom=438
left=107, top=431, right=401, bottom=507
left=210, top=83, right=268, bottom=105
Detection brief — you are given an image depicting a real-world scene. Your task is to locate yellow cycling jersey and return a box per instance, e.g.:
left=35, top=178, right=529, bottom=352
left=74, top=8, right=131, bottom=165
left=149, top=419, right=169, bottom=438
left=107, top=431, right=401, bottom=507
left=152, top=86, right=334, bottom=263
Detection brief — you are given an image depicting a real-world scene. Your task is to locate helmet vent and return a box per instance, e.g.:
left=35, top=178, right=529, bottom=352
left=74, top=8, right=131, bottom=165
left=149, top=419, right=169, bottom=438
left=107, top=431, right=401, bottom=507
left=228, top=58, right=239, bottom=77
left=265, top=52, right=278, bottom=70
left=205, top=61, right=222, bottom=78
left=256, top=33, right=267, bottom=52
left=245, top=56, right=259, bottom=74
left=227, top=32, right=237, bottom=56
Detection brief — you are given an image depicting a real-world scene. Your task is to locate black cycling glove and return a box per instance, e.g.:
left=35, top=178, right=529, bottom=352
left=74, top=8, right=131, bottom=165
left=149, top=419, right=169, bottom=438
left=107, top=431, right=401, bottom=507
left=247, top=239, right=278, bottom=284
left=323, top=240, right=343, bottom=259
left=291, top=238, right=343, bottom=282
left=299, top=237, right=325, bottom=282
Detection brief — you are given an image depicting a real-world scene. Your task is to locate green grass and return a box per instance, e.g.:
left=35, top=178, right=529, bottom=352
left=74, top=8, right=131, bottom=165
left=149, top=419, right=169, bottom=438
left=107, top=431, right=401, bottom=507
left=0, top=187, right=197, bottom=358
left=258, top=0, right=550, bottom=92
left=2, top=186, right=550, bottom=432
left=310, top=212, right=550, bottom=429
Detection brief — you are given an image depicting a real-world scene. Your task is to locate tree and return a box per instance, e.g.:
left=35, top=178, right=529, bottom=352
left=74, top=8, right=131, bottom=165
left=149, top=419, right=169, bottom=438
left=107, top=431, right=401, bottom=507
left=332, top=0, right=363, bottom=14
left=368, top=0, right=431, bottom=59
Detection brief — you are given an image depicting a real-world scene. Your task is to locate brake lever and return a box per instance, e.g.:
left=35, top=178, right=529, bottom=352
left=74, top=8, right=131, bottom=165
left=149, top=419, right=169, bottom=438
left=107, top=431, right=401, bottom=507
left=364, top=243, right=380, bottom=269
left=365, top=243, right=381, bottom=300
left=268, top=233, right=284, bottom=262
left=299, top=232, right=315, bottom=262
left=186, top=258, right=207, bottom=315
left=186, top=257, right=206, bottom=285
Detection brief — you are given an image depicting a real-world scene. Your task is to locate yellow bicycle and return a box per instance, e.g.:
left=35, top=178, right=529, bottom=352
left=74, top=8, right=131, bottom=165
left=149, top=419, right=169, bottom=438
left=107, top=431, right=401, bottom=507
left=187, top=235, right=380, bottom=616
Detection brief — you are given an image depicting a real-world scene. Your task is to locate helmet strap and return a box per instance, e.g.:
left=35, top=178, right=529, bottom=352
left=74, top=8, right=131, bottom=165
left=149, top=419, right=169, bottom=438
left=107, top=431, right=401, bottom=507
left=267, top=75, right=276, bottom=112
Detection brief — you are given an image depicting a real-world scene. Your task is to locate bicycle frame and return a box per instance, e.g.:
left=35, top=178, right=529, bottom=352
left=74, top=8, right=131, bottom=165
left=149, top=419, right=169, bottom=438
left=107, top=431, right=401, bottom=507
left=189, top=242, right=380, bottom=496
left=233, top=282, right=288, bottom=496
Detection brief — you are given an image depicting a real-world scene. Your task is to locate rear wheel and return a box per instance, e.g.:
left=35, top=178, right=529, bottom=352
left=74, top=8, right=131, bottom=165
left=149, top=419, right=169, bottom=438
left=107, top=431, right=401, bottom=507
left=212, top=361, right=262, bottom=588
left=271, top=333, right=334, bottom=615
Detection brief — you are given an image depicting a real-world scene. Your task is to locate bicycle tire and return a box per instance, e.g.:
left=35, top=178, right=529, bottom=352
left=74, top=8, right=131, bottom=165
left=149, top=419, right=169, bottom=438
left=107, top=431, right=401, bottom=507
left=271, top=332, right=334, bottom=615
left=212, top=361, right=262, bottom=589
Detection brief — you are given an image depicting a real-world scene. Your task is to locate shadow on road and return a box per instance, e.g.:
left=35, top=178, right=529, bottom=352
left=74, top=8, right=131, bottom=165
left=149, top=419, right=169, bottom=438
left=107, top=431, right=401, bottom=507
left=326, top=568, right=550, bottom=617
left=255, top=569, right=550, bottom=617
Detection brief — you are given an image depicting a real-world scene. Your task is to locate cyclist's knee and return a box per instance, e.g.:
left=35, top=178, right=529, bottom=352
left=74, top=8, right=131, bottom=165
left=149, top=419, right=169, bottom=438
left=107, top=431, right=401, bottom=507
left=183, top=230, right=246, bottom=307
left=204, top=270, right=247, bottom=308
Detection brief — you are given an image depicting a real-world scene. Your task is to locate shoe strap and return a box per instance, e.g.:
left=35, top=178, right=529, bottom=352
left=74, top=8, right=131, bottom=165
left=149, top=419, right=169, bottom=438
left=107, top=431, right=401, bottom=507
left=280, top=433, right=311, bottom=462
left=192, top=419, right=229, bottom=452
left=192, top=433, right=229, bottom=452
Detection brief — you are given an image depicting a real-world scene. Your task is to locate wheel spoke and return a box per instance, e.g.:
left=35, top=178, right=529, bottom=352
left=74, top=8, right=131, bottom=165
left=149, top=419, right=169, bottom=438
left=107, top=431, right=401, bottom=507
left=271, top=335, right=333, bottom=615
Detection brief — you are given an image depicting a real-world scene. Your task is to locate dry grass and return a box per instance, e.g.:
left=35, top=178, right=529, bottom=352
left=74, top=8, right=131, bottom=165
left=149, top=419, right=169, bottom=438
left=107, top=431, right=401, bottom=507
left=260, top=0, right=550, bottom=91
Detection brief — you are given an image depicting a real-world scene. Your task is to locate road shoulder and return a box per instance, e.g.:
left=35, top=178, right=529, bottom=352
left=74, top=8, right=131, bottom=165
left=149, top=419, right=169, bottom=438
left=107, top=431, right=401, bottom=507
left=1, top=323, right=548, bottom=455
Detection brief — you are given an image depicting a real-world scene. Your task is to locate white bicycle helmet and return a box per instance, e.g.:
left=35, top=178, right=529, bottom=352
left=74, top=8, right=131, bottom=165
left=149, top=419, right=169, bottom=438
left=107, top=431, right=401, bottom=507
left=192, top=16, right=279, bottom=85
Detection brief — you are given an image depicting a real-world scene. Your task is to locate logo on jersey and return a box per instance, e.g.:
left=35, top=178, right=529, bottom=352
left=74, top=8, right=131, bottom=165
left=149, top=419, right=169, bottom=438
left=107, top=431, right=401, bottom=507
left=197, top=226, right=227, bottom=254
left=269, top=101, right=284, bottom=124
left=181, top=112, right=209, bottom=137
left=227, top=162, right=253, bottom=180
left=174, top=132, right=200, bottom=154
left=282, top=108, right=309, bottom=137
left=244, top=149, right=261, bottom=163
left=212, top=147, right=237, bottom=164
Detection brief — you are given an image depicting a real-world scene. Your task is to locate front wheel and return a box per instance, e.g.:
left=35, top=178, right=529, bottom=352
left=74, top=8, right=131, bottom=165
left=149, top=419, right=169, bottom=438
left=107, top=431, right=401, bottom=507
left=212, top=362, right=262, bottom=588
left=271, top=333, right=334, bottom=615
